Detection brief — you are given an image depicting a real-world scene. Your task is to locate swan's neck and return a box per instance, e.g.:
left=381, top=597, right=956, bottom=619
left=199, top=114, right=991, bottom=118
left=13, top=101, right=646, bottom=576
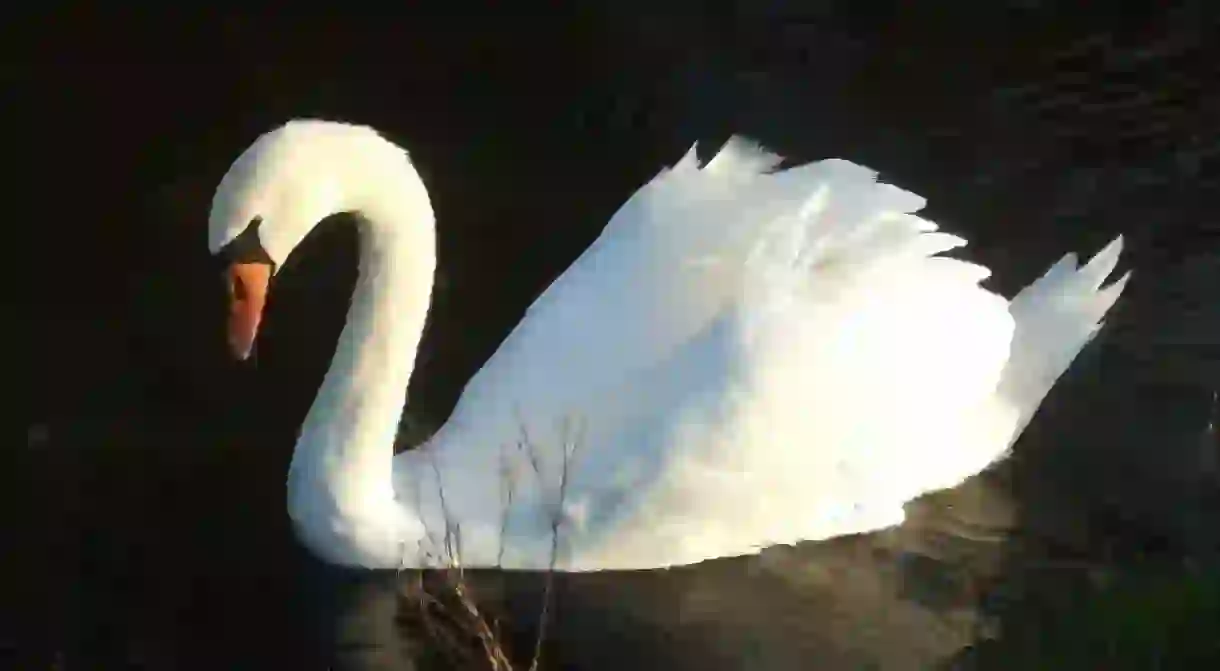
left=286, top=175, right=436, bottom=567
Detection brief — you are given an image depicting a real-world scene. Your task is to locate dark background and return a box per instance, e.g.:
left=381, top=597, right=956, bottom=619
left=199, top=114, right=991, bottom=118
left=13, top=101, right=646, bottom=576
left=12, top=3, right=1220, bottom=669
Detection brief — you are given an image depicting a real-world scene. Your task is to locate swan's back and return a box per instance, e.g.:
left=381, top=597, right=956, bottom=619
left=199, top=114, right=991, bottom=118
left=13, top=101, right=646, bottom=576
left=403, top=138, right=1127, bottom=571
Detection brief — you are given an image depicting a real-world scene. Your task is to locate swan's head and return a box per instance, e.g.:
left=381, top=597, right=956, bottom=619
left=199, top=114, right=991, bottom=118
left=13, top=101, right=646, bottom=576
left=209, top=120, right=384, bottom=359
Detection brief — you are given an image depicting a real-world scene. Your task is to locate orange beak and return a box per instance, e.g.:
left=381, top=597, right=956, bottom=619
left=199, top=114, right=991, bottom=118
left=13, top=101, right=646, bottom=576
left=225, top=262, right=272, bottom=360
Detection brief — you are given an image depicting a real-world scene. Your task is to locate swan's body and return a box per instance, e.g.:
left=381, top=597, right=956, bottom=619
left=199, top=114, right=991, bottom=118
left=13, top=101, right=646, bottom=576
left=209, top=120, right=1129, bottom=571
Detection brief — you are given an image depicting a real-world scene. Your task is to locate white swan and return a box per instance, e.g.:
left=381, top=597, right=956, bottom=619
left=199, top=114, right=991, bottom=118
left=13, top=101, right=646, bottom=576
left=209, top=120, right=1129, bottom=571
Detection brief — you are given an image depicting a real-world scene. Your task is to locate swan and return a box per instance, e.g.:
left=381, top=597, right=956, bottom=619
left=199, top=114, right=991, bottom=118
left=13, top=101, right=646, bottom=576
left=208, top=120, right=1129, bottom=571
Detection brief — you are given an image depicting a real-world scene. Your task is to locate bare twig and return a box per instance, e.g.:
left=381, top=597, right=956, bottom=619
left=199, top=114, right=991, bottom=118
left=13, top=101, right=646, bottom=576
left=498, top=440, right=517, bottom=567
left=529, top=414, right=585, bottom=671
left=399, top=412, right=587, bottom=670
left=450, top=574, right=515, bottom=670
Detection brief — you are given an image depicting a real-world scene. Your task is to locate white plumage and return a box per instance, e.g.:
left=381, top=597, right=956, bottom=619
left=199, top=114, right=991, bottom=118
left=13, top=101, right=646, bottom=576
left=207, top=120, right=1129, bottom=571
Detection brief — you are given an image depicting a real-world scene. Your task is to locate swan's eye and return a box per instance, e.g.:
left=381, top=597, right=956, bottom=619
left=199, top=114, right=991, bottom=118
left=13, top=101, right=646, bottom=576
left=223, top=269, right=250, bottom=302
left=231, top=273, right=249, bottom=301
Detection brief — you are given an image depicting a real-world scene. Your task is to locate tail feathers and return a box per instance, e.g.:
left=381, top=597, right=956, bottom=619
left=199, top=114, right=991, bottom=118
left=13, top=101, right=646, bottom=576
left=1001, top=235, right=1131, bottom=441
left=1011, top=235, right=1131, bottom=336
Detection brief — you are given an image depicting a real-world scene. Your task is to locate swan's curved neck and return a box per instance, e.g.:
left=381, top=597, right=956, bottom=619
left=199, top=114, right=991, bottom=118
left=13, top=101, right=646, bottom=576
left=286, top=173, right=436, bottom=567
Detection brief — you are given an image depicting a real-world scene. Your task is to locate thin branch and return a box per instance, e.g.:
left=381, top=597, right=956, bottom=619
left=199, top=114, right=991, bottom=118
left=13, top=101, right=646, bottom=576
left=398, top=410, right=590, bottom=670
left=498, top=439, right=517, bottom=567
left=529, top=413, right=585, bottom=671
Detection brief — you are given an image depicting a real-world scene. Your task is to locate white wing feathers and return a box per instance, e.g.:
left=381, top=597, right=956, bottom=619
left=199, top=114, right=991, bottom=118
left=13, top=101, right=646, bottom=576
left=446, top=138, right=821, bottom=451
left=552, top=152, right=1022, bottom=569
left=416, top=137, right=1128, bottom=571
left=998, top=236, right=1130, bottom=441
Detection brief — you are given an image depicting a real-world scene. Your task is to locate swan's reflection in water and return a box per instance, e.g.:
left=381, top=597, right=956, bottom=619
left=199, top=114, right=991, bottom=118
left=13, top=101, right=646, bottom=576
left=301, top=563, right=416, bottom=670
left=305, top=501, right=1005, bottom=670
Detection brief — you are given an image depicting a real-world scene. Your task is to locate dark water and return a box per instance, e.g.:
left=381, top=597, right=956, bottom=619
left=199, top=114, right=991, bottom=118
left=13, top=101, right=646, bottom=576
left=15, top=5, right=1219, bottom=669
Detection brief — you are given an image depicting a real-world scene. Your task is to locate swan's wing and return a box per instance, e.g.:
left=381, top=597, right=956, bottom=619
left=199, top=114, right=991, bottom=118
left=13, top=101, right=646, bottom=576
left=401, top=145, right=933, bottom=566
left=551, top=231, right=1129, bottom=572
left=407, top=142, right=1127, bottom=572
left=535, top=169, right=1029, bottom=570
left=442, top=139, right=879, bottom=451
